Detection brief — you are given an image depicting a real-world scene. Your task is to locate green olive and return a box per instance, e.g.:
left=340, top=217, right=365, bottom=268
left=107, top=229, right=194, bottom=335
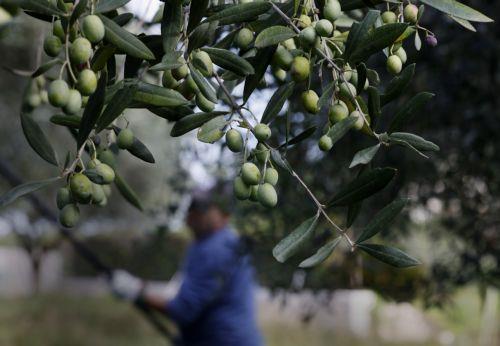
left=48, top=79, right=70, bottom=108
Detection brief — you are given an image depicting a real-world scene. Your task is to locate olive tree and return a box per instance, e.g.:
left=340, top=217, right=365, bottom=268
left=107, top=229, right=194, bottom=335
left=0, top=0, right=492, bottom=270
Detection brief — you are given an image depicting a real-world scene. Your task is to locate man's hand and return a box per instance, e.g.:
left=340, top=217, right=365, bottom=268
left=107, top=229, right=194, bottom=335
left=110, top=270, right=143, bottom=302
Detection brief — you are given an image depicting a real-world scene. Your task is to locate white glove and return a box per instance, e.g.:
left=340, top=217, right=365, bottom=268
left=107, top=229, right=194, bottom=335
left=110, top=270, right=143, bottom=302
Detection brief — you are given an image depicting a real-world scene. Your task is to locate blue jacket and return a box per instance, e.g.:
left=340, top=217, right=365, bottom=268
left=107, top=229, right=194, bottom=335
left=167, top=227, right=263, bottom=346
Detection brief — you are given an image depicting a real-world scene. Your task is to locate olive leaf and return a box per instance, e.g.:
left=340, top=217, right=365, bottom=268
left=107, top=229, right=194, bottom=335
left=98, top=14, right=155, bottom=60
left=133, top=81, right=188, bottom=107
left=355, top=63, right=367, bottom=95
left=161, top=0, right=182, bottom=54
left=261, top=81, right=294, bottom=124
left=170, top=111, right=229, bottom=137
left=32, top=59, right=63, bottom=78
left=317, top=81, right=335, bottom=110
left=273, top=214, right=320, bottom=263
left=0, top=177, right=61, bottom=208
left=112, top=127, right=155, bottom=164
left=279, top=126, right=317, bottom=148
left=15, top=0, right=64, bottom=16
left=340, top=0, right=385, bottom=11
left=95, top=0, right=132, bottom=14
left=114, top=173, right=144, bottom=211
left=243, top=46, right=276, bottom=101
left=343, top=10, right=379, bottom=62
left=254, top=26, right=297, bottom=48
left=187, top=0, right=209, bottom=33
left=350, top=23, right=409, bottom=63
left=349, top=144, right=380, bottom=168
left=299, top=237, right=342, bottom=268
left=197, top=116, right=227, bottom=144
left=388, top=132, right=440, bottom=155
left=188, top=63, right=218, bottom=103
left=381, top=64, right=415, bottom=106
left=50, top=115, right=81, bottom=129
left=149, top=51, right=184, bottom=71
left=358, top=244, right=421, bottom=268
left=96, top=83, right=138, bottom=133
left=270, top=149, right=292, bottom=173
left=188, top=21, right=219, bottom=53
left=78, top=71, right=107, bottom=148
left=388, top=92, right=435, bottom=133
left=449, top=15, right=476, bottom=32
left=201, top=47, right=255, bottom=76
left=327, top=167, right=397, bottom=207
left=206, top=2, right=272, bottom=25
left=69, top=0, right=88, bottom=25
left=419, top=0, right=492, bottom=22
left=20, top=112, right=59, bottom=166
left=356, top=198, right=409, bottom=244
left=326, top=116, right=357, bottom=146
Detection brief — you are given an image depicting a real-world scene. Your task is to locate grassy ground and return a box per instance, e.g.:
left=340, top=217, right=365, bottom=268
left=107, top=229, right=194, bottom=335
left=0, top=288, right=498, bottom=346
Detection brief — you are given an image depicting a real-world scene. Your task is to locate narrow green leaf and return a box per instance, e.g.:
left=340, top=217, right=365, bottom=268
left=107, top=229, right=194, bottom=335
left=343, top=10, right=379, bottom=62
left=0, top=177, right=61, bottom=208
left=187, top=0, right=209, bottom=33
left=20, top=113, right=58, bottom=166
left=340, top=0, right=385, bottom=11
left=98, top=14, right=155, bottom=60
left=197, top=116, right=227, bottom=143
left=112, top=127, right=155, bottom=163
left=381, top=64, right=416, bottom=106
left=243, top=46, right=276, bottom=101
left=358, top=243, right=421, bottom=268
left=170, top=111, right=228, bottom=137
left=188, top=21, right=219, bottom=53
left=69, top=0, right=88, bottom=25
left=201, top=47, right=255, bottom=76
left=15, top=0, right=64, bottom=16
left=350, top=23, right=409, bottom=63
left=388, top=92, right=435, bottom=133
left=96, top=83, right=138, bottom=132
left=32, top=59, right=63, bottom=78
left=270, top=149, right=292, bottom=173
left=299, top=237, right=342, bottom=268
left=349, top=144, right=380, bottom=168
left=356, top=198, right=409, bottom=244
left=389, top=132, right=440, bottom=152
left=355, top=63, right=367, bottom=95
left=206, top=2, right=272, bottom=25
left=449, top=15, right=476, bottom=31
left=419, top=0, right=492, bottom=22
left=318, top=81, right=335, bottom=110
left=367, top=86, right=381, bottom=120
left=261, top=81, right=294, bottom=124
left=279, top=126, right=317, bottom=148
left=161, top=0, right=182, bottom=54
left=95, top=0, right=132, bottom=13
left=50, top=114, right=81, bottom=129
left=188, top=63, right=217, bottom=103
left=328, top=167, right=397, bottom=207
left=149, top=51, right=184, bottom=71
left=272, top=214, right=320, bottom=263
left=255, top=25, right=296, bottom=48
left=78, top=71, right=107, bottom=148
left=347, top=202, right=362, bottom=228
left=133, top=81, right=188, bottom=107
left=326, top=116, right=357, bottom=146
left=114, top=173, right=144, bottom=211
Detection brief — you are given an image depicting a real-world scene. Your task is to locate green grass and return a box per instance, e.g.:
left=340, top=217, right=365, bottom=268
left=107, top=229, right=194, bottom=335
left=0, top=288, right=498, bottom=346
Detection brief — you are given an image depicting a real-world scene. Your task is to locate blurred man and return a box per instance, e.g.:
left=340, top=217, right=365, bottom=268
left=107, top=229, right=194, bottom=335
left=110, top=187, right=263, bottom=346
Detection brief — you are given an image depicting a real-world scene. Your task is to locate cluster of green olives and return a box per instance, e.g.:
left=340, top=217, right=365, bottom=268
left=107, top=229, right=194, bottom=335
left=57, top=157, right=115, bottom=228
left=163, top=50, right=216, bottom=112
left=40, top=6, right=104, bottom=115
left=224, top=124, right=279, bottom=208
left=381, top=4, right=419, bottom=75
